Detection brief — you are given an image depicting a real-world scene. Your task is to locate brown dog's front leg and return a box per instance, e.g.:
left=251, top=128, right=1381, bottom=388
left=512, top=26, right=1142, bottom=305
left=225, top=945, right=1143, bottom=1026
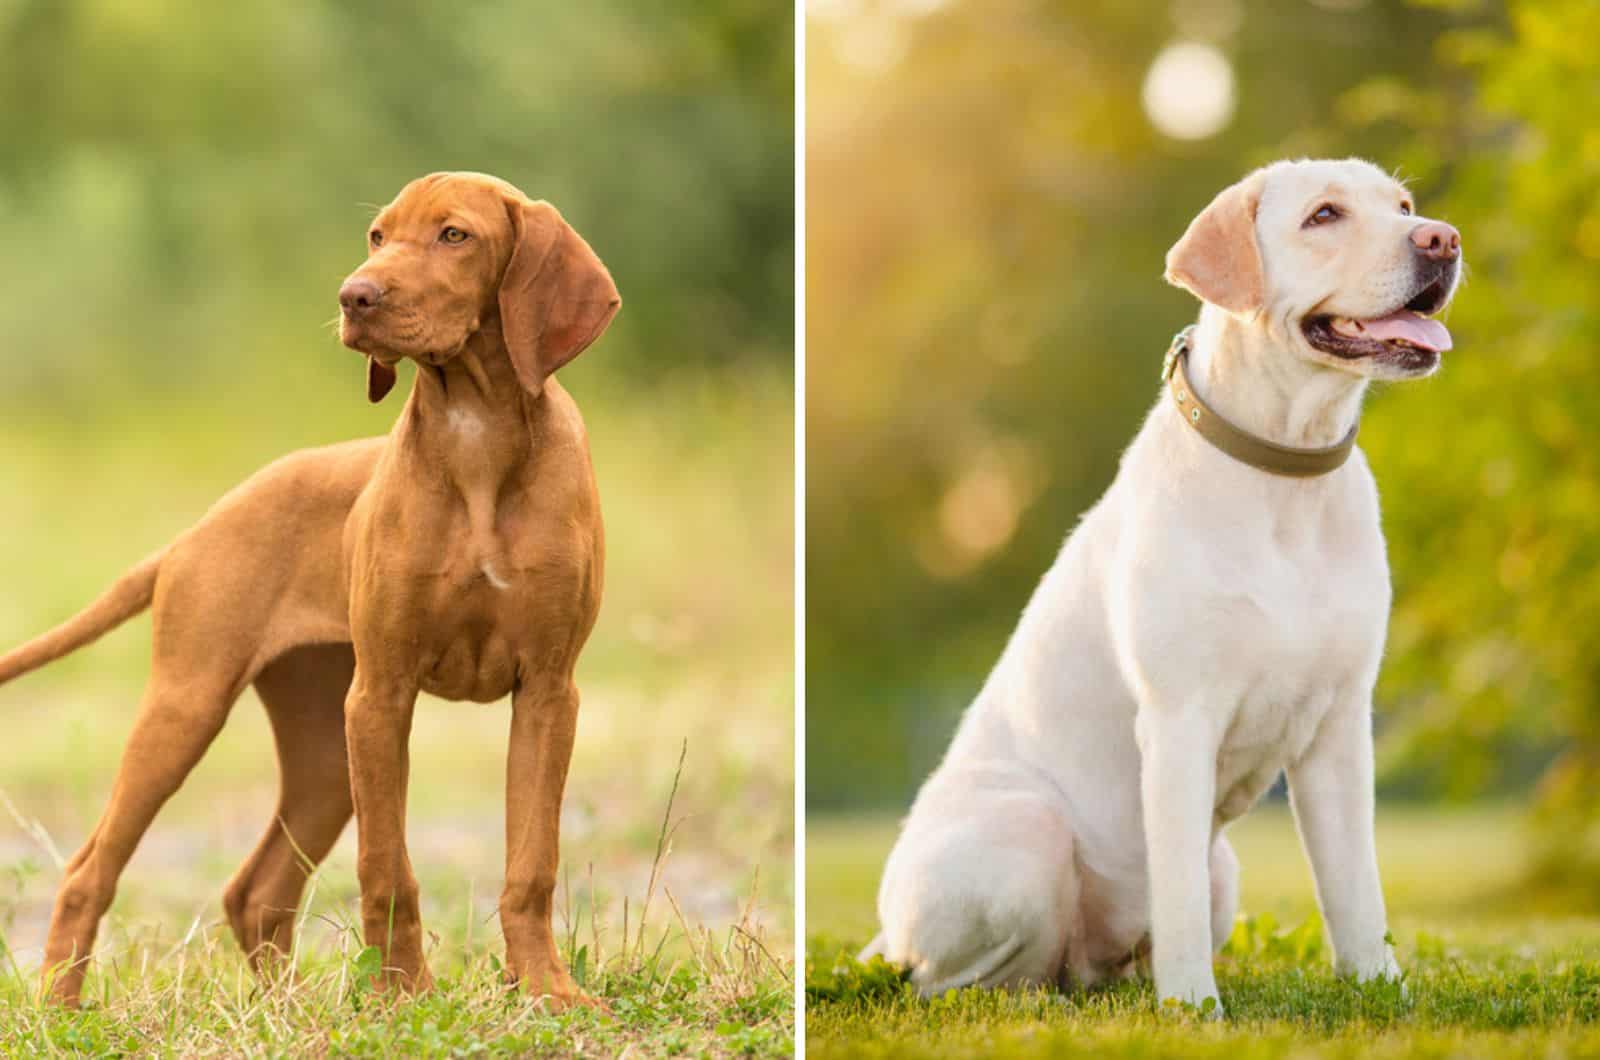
left=344, top=669, right=433, bottom=993
left=501, top=676, right=594, bottom=1010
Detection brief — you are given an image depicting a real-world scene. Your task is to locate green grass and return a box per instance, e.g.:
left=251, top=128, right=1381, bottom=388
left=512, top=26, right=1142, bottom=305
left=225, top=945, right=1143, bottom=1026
left=0, top=367, right=793, bottom=1056
left=805, top=806, right=1600, bottom=1058
left=0, top=860, right=792, bottom=1059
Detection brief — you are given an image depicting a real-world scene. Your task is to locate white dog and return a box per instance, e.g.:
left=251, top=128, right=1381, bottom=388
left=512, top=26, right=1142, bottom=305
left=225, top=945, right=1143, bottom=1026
left=864, top=158, right=1462, bottom=1014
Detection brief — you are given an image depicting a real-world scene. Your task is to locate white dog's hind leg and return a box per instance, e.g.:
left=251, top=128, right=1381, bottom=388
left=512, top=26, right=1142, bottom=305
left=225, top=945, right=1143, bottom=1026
left=859, top=929, right=1034, bottom=995
left=917, top=932, right=1030, bottom=996
left=856, top=929, right=1036, bottom=993
left=874, top=784, right=1077, bottom=997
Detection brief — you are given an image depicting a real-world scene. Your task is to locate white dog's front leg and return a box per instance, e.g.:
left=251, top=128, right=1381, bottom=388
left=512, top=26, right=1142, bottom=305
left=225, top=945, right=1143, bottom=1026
left=1137, top=708, right=1222, bottom=1012
left=1286, top=698, right=1401, bottom=983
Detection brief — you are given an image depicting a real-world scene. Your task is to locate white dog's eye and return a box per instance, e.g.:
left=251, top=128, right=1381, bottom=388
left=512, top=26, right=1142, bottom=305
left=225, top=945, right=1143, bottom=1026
left=1304, top=203, right=1341, bottom=227
left=1400, top=202, right=1413, bottom=216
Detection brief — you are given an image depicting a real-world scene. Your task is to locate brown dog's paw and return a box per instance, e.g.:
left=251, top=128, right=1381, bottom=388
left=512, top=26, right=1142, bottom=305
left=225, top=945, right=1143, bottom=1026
left=43, top=984, right=86, bottom=1010
left=407, top=965, right=438, bottom=994
left=536, top=986, right=611, bottom=1016
left=505, top=961, right=607, bottom=1015
left=40, top=963, right=89, bottom=1009
left=389, top=964, right=436, bottom=996
left=572, top=988, right=613, bottom=1015
left=363, top=959, right=435, bottom=1000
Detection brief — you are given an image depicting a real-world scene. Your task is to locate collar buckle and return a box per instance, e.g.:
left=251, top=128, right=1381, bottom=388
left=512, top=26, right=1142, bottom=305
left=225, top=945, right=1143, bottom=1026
left=1161, top=325, right=1195, bottom=382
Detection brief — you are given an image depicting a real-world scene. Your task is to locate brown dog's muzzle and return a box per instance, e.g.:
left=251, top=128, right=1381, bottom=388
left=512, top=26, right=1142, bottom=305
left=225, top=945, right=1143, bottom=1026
left=338, top=272, right=404, bottom=402
left=338, top=277, right=385, bottom=320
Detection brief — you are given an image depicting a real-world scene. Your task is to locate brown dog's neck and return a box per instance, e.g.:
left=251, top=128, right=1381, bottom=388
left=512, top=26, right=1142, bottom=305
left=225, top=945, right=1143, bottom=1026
left=395, top=320, right=548, bottom=496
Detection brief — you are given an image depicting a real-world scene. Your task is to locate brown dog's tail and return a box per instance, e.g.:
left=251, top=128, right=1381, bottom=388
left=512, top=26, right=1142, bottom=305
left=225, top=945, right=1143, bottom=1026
left=0, top=550, right=165, bottom=687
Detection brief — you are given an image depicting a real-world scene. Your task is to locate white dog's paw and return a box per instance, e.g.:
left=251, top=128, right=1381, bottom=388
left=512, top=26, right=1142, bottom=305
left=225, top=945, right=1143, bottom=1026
left=1158, top=982, right=1224, bottom=1020
left=1371, top=953, right=1403, bottom=982
left=1370, top=954, right=1407, bottom=1000
left=1340, top=943, right=1407, bottom=1000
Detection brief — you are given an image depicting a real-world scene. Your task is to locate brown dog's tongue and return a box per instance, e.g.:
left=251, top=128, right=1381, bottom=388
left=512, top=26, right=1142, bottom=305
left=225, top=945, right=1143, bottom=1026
left=1360, top=310, right=1452, bottom=352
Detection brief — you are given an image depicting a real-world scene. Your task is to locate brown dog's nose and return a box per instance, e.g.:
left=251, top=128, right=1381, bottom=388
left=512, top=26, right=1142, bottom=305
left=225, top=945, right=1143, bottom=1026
left=339, top=277, right=385, bottom=316
left=1409, top=221, right=1461, bottom=262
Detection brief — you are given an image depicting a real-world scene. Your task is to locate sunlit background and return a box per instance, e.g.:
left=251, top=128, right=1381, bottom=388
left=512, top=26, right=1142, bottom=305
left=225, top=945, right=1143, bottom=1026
left=0, top=0, right=794, bottom=983
left=806, top=0, right=1600, bottom=904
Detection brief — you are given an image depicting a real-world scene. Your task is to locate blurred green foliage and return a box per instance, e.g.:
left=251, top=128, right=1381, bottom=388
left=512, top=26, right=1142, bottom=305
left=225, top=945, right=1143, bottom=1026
left=0, top=0, right=792, bottom=408
left=1360, top=0, right=1600, bottom=874
left=806, top=0, right=1599, bottom=829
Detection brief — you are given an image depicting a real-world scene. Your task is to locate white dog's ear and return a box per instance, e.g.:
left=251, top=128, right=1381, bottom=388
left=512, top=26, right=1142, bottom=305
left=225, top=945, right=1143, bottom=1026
left=1165, top=170, right=1267, bottom=315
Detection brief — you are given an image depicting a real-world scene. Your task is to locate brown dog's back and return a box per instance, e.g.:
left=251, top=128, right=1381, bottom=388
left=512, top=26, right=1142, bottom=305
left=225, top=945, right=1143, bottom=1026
left=0, top=436, right=386, bottom=689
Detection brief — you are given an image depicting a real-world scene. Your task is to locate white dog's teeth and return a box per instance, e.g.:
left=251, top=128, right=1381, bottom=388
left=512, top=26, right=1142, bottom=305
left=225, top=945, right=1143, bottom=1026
left=1331, top=318, right=1364, bottom=338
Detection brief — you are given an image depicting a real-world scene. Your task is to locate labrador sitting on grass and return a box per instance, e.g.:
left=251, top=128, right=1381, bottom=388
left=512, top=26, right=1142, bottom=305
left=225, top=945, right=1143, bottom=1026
left=865, top=158, right=1461, bottom=1015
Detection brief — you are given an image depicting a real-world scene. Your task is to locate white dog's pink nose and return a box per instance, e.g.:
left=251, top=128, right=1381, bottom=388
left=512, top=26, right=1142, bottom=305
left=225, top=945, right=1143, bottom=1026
left=1409, top=221, right=1460, bottom=262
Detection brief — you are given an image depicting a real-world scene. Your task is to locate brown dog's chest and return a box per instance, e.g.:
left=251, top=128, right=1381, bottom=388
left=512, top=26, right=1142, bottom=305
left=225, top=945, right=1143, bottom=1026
left=412, top=566, right=528, bottom=702
left=347, top=404, right=603, bottom=706
left=392, top=532, right=596, bottom=703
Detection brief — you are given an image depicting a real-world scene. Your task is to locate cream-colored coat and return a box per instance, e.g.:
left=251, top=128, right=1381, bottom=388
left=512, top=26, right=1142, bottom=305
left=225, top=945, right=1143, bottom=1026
left=867, top=159, right=1463, bottom=1014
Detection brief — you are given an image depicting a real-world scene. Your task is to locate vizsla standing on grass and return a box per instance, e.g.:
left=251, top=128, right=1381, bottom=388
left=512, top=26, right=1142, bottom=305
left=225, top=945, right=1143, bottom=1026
left=0, top=172, right=620, bottom=1009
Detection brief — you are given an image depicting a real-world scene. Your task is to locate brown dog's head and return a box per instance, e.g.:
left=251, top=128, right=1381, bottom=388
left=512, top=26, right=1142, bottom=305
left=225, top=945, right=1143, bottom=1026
left=339, top=172, right=621, bottom=402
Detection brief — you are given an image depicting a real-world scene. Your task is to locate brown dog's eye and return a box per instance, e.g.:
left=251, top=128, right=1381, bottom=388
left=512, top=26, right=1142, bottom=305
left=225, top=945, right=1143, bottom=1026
left=440, top=226, right=469, bottom=244
left=369, top=230, right=384, bottom=247
left=1303, top=203, right=1341, bottom=227
left=1400, top=201, right=1413, bottom=216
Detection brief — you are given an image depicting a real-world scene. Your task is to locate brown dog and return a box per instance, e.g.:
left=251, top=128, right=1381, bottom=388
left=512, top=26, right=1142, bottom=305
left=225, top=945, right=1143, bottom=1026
left=0, top=172, right=619, bottom=1008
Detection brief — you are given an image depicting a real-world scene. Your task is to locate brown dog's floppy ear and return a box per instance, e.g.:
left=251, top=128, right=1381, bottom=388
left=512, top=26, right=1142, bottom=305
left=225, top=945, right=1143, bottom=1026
left=498, top=199, right=621, bottom=396
left=367, top=356, right=397, bottom=404
left=1164, top=170, right=1267, bottom=315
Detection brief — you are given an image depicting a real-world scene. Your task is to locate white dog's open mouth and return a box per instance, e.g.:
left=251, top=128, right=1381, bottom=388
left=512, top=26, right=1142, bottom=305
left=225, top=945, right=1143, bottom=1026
left=1329, top=310, right=1451, bottom=352
left=1301, top=272, right=1454, bottom=373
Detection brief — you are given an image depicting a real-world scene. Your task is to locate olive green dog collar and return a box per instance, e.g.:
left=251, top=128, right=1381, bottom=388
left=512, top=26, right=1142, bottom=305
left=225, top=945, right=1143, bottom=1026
left=1160, top=326, right=1358, bottom=478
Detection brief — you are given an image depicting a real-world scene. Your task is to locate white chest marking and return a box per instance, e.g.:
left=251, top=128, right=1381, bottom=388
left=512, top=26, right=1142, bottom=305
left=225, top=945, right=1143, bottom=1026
left=481, top=562, right=511, bottom=590
left=448, top=408, right=485, bottom=439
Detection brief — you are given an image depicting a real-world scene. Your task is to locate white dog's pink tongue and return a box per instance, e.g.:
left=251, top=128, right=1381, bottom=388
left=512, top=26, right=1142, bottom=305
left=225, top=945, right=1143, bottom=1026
left=1358, top=310, right=1452, bottom=352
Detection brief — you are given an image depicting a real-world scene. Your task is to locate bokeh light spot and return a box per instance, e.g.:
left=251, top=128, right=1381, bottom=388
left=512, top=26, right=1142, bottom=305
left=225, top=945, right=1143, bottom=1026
left=1142, top=41, right=1236, bottom=141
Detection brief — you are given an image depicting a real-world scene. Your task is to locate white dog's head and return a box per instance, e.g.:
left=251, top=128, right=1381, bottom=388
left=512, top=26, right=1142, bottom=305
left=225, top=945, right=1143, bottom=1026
left=1166, top=158, right=1461, bottom=380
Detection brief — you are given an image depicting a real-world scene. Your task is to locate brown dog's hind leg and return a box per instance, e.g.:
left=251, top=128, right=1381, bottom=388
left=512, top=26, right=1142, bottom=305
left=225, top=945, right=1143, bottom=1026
left=40, top=674, right=237, bottom=1005
left=222, top=643, right=356, bottom=973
